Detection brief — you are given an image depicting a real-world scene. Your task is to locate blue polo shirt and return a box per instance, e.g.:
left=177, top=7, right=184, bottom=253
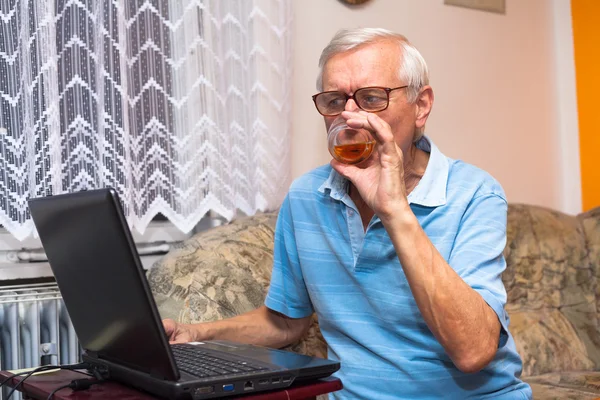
left=265, top=137, right=532, bottom=399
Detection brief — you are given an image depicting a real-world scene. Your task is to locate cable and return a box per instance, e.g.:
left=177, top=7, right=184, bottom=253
left=3, top=367, right=52, bottom=400
left=45, top=383, right=71, bottom=400
left=2, top=362, right=92, bottom=400
left=1, top=365, right=57, bottom=389
left=46, top=378, right=105, bottom=400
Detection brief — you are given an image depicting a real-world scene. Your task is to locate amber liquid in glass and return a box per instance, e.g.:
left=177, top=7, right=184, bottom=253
left=333, top=141, right=375, bottom=164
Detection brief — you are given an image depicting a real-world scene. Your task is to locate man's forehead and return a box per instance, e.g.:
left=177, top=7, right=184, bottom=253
left=321, top=42, right=402, bottom=89
left=325, top=40, right=399, bottom=65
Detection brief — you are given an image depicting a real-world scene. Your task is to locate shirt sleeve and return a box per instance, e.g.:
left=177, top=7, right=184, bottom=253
left=264, top=195, right=314, bottom=318
left=448, top=192, right=511, bottom=348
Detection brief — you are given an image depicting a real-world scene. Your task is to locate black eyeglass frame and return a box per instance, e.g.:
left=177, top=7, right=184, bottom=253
left=311, top=85, right=409, bottom=116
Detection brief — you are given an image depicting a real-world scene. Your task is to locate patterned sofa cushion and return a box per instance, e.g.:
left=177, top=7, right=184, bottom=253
left=580, top=207, right=600, bottom=313
left=147, top=212, right=327, bottom=359
left=503, top=204, right=600, bottom=377
left=526, top=371, right=600, bottom=400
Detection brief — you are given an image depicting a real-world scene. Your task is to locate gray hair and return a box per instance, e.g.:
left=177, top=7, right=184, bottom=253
left=316, top=28, right=429, bottom=104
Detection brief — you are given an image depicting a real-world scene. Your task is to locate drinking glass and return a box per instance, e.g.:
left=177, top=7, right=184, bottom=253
left=327, top=120, right=375, bottom=165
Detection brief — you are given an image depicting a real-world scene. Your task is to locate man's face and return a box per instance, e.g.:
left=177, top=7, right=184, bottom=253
left=321, top=40, right=419, bottom=153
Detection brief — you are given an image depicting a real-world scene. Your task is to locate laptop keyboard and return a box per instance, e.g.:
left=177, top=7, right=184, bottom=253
left=171, top=344, right=271, bottom=378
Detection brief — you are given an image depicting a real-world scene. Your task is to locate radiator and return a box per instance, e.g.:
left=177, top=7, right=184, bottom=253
left=0, top=283, right=80, bottom=399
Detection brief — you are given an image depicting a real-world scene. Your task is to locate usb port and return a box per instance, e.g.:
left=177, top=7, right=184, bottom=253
left=282, top=376, right=291, bottom=383
left=271, top=377, right=281, bottom=384
left=194, top=386, right=214, bottom=395
left=258, top=379, right=269, bottom=385
left=222, top=384, right=235, bottom=392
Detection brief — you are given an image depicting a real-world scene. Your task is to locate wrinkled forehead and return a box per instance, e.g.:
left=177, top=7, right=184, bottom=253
left=321, top=40, right=403, bottom=91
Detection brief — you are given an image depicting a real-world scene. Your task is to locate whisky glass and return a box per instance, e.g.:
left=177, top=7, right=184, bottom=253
left=327, top=119, right=375, bottom=165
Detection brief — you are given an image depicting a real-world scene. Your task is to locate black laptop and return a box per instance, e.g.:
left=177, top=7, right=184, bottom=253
left=28, top=188, right=339, bottom=399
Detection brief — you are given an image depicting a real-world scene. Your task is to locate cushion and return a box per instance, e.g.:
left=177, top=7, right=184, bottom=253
left=579, top=207, right=600, bottom=313
left=147, top=212, right=327, bottom=358
left=526, top=371, right=600, bottom=399
left=503, top=204, right=600, bottom=376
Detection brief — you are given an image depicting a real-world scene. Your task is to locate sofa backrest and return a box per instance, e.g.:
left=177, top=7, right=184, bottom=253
left=148, top=213, right=278, bottom=323
left=504, top=204, right=600, bottom=376
left=580, top=207, right=600, bottom=315
left=147, top=212, right=328, bottom=358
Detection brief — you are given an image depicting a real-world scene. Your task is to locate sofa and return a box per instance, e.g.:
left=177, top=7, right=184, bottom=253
left=147, top=204, right=600, bottom=399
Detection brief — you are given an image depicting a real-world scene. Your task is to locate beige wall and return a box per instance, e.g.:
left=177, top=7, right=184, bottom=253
left=291, top=0, right=580, bottom=213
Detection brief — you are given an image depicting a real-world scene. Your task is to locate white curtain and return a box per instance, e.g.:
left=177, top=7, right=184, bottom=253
left=0, top=0, right=293, bottom=241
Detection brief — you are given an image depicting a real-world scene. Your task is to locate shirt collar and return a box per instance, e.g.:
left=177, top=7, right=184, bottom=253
left=318, top=136, right=448, bottom=207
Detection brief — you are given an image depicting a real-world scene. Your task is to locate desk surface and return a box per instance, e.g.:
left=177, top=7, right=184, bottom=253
left=0, top=369, right=342, bottom=400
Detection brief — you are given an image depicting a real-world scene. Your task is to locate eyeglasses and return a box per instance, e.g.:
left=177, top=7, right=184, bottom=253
left=312, top=86, right=408, bottom=116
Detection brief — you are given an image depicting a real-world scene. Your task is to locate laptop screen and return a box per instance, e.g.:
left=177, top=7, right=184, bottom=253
left=28, top=189, right=179, bottom=381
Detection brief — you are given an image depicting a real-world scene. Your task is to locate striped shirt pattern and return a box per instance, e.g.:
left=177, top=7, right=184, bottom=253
left=265, top=137, right=532, bottom=399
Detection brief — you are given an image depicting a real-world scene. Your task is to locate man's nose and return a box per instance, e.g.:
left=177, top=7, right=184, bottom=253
left=345, top=97, right=360, bottom=112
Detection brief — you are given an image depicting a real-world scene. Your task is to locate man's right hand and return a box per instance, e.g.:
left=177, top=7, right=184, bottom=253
left=163, top=319, right=202, bottom=344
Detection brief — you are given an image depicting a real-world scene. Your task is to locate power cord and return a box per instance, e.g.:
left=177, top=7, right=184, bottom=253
left=0, top=366, right=56, bottom=388
left=46, top=377, right=106, bottom=400
left=1, top=362, right=93, bottom=400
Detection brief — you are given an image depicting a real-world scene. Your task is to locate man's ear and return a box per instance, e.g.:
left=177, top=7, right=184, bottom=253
left=415, top=86, right=434, bottom=130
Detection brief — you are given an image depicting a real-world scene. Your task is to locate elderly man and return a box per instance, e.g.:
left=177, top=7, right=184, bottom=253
left=164, top=28, right=532, bottom=399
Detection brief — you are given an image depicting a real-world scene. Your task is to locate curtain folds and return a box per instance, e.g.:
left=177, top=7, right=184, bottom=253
left=0, top=0, right=293, bottom=240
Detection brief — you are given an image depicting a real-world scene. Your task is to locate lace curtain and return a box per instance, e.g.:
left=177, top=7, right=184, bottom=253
left=0, top=0, right=292, bottom=241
